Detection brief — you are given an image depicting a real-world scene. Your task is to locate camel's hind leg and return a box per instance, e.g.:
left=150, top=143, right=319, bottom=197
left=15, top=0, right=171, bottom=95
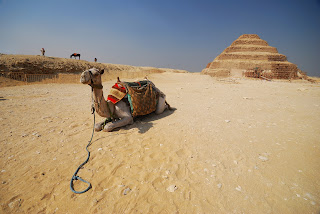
left=155, top=95, right=167, bottom=114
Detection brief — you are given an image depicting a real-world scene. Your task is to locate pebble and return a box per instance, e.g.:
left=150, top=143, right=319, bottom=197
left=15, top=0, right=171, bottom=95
left=123, top=187, right=131, bottom=195
left=235, top=186, right=242, bottom=191
left=32, top=132, right=41, bottom=137
left=305, top=192, right=314, bottom=200
left=233, top=160, right=238, bottom=165
left=1, top=170, right=6, bottom=173
left=8, top=202, right=15, bottom=209
left=225, top=120, right=231, bottom=123
left=258, top=156, right=268, bottom=161
left=8, top=198, right=21, bottom=209
left=243, top=97, right=253, bottom=100
left=98, top=148, right=103, bottom=151
left=167, top=185, right=178, bottom=192
left=217, top=183, right=222, bottom=189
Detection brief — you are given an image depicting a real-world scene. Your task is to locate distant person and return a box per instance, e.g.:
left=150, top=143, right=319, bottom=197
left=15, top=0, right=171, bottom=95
left=40, top=48, right=45, bottom=56
left=94, top=58, right=97, bottom=62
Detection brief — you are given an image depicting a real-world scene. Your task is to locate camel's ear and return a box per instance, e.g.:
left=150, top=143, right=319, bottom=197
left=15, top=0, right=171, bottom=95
left=100, top=69, right=104, bottom=75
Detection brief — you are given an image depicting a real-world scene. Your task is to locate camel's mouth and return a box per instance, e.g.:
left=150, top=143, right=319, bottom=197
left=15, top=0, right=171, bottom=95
left=80, top=72, right=90, bottom=84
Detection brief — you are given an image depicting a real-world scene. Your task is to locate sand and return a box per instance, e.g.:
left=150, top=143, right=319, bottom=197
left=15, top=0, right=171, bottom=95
left=0, top=72, right=319, bottom=213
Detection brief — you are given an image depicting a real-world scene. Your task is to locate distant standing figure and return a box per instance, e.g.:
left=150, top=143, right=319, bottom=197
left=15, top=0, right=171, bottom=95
left=70, top=53, right=80, bottom=60
left=94, top=58, right=97, bottom=62
left=41, top=48, right=45, bottom=56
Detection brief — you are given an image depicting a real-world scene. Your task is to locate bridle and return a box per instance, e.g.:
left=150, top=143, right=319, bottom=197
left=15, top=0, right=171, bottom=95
left=88, top=70, right=103, bottom=89
left=87, top=69, right=114, bottom=121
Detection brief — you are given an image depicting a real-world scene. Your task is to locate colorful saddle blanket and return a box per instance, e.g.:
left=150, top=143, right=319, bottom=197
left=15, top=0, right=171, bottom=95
left=107, top=83, right=127, bottom=104
left=107, top=81, right=159, bottom=117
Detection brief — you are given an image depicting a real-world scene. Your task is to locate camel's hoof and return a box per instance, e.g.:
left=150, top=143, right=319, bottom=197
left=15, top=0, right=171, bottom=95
left=94, top=125, right=103, bottom=132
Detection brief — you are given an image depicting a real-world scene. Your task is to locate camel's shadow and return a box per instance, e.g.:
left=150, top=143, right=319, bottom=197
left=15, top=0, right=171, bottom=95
left=123, top=107, right=177, bottom=134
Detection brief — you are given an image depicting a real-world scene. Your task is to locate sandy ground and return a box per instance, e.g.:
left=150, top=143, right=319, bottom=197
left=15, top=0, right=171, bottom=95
left=0, top=72, right=319, bottom=213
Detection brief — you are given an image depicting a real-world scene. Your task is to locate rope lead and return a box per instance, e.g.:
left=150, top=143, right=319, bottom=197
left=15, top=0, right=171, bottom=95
left=70, top=106, right=96, bottom=194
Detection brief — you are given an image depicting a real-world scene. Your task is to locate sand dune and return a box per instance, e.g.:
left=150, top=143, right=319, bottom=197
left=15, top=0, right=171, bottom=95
left=0, top=72, right=319, bottom=213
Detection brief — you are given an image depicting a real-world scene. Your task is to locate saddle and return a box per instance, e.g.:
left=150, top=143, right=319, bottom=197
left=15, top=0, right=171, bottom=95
left=107, top=79, right=159, bottom=117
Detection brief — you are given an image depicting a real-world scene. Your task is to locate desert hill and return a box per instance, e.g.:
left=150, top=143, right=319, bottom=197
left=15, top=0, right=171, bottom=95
left=0, top=54, right=188, bottom=74
left=0, top=54, right=188, bottom=87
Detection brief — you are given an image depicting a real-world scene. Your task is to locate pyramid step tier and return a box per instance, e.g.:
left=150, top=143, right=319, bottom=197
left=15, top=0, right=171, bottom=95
left=231, top=39, right=269, bottom=46
left=209, top=60, right=297, bottom=72
left=224, top=45, right=278, bottom=53
left=238, top=34, right=261, bottom=39
left=216, top=53, right=287, bottom=61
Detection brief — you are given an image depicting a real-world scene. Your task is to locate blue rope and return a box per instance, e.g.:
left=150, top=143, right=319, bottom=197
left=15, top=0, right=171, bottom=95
left=70, top=106, right=96, bottom=194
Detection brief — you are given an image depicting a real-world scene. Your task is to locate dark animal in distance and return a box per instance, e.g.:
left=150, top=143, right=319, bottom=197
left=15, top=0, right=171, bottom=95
left=70, top=53, right=80, bottom=60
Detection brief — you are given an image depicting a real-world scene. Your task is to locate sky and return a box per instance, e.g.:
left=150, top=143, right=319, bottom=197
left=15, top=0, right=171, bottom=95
left=1, top=0, right=320, bottom=76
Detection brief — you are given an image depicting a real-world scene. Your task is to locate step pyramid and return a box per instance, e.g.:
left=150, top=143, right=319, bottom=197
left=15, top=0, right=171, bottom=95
left=201, top=34, right=298, bottom=79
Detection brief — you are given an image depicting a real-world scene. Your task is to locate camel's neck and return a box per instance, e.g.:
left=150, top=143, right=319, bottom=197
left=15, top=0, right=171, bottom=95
left=92, top=88, right=114, bottom=118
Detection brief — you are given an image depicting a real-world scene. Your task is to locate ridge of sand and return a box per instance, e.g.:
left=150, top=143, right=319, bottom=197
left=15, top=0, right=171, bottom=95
left=0, top=54, right=189, bottom=75
left=0, top=54, right=189, bottom=87
left=0, top=72, right=319, bottom=213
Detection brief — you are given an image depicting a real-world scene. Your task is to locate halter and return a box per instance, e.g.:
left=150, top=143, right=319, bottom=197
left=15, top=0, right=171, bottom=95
left=88, top=70, right=103, bottom=89
left=87, top=70, right=114, bottom=123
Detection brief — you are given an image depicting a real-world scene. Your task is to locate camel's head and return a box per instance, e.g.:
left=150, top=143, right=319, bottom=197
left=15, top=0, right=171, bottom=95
left=80, top=68, right=104, bottom=89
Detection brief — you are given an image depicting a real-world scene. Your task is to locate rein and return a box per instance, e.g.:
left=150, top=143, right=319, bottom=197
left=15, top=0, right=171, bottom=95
left=70, top=72, right=114, bottom=194
left=70, top=92, right=95, bottom=194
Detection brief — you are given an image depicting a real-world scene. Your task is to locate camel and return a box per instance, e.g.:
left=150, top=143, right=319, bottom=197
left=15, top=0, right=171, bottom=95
left=80, top=68, right=170, bottom=132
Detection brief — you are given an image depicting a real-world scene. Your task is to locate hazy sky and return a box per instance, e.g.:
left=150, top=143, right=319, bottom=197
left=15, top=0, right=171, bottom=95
left=1, top=0, right=319, bottom=76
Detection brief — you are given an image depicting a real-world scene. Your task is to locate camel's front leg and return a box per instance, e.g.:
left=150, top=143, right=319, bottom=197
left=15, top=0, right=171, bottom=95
left=103, top=100, right=133, bottom=132
left=94, top=119, right=110, bottom=132
left=103, top=116, right=133, bottom=132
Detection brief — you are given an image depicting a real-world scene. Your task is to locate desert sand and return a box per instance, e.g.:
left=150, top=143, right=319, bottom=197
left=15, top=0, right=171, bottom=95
left=1, top=72, right=320, bottom=213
